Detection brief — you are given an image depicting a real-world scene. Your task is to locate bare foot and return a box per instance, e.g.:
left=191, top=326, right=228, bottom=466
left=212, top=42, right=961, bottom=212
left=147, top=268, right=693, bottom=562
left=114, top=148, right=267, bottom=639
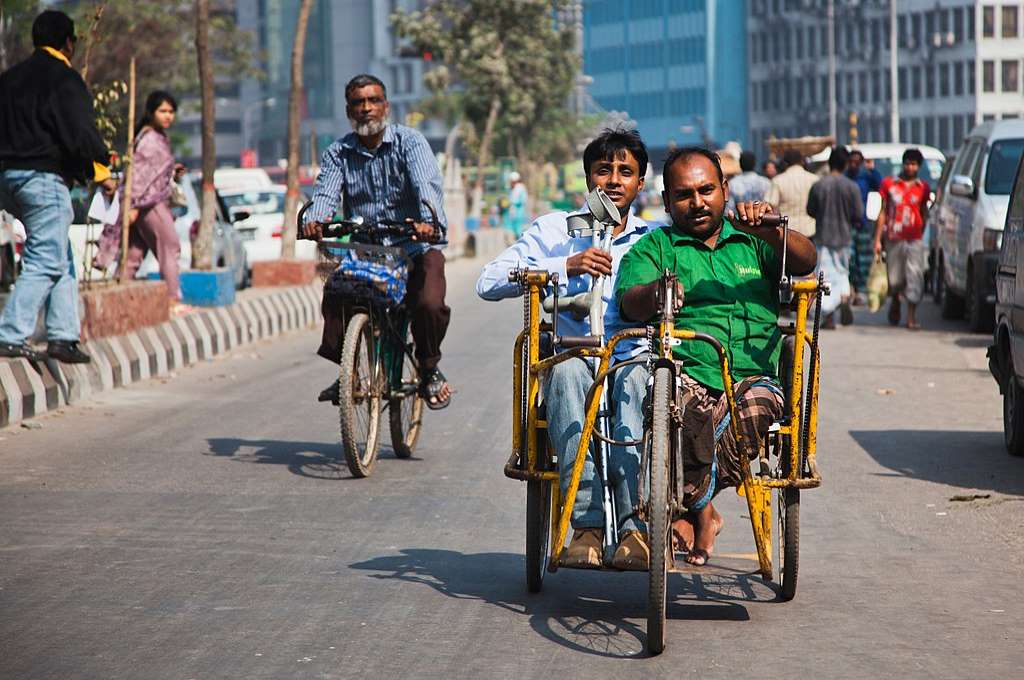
left=685, top=502, right=724, bottom=566
left=672, top=516, right=694, bottom=553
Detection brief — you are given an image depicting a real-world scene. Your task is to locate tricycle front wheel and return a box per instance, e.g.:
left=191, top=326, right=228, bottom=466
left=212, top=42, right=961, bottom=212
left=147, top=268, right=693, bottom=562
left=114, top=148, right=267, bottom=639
left=646, top=365, right=672, bottom=655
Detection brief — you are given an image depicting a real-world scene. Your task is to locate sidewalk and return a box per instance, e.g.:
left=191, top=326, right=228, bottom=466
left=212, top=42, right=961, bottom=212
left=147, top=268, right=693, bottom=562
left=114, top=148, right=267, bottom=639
left=0, top=283, right=321, bottom=429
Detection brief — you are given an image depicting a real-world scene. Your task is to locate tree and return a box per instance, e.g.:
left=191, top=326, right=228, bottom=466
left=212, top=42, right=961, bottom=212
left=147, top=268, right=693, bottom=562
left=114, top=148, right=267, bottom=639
left=193, top=0, right=217, bottom=271
left=0, top=0, right=39, bottom=72
left=280, top=0, right=314, bottom=260
left=392, top=0, right=582, bottom=219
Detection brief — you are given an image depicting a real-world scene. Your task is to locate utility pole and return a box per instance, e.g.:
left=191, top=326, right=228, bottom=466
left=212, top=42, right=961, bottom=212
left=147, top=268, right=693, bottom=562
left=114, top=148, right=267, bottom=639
left=827, top=0, right=837, bottom=141
left=889, top=0, right=900, bottom=142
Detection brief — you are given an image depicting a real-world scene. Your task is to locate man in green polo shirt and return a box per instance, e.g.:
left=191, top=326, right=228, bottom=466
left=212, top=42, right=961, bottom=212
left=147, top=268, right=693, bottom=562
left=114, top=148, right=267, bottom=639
left=616, top=146, right=816, bottom=566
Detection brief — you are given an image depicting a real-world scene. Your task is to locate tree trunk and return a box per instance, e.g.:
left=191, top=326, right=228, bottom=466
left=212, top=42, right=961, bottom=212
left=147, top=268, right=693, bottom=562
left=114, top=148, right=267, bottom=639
left=193, top=0, right=216, bottom=270
left=280, top=0, right=314, bottom=260
left=469, top=94, right=500, bottom=221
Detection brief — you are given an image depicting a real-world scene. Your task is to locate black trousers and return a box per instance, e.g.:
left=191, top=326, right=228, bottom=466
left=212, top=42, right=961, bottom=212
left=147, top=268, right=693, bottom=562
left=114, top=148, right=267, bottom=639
left=318, top=249, right=451, bottom=372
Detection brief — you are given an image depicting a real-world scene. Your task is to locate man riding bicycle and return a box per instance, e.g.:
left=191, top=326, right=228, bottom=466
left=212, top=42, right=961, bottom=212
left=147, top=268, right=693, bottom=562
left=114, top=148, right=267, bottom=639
left=617, top=147, right=817, bottom=566
left=301, top=74, right=453, bottom=410
left=477, top=128, right=653, bottom=570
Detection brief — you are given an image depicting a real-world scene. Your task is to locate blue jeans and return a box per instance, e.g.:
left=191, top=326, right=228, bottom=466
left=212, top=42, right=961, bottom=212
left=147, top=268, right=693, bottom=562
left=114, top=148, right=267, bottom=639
left=544, top=358, right=648, bottom=535
left=0, top=170, right=79, bottom=343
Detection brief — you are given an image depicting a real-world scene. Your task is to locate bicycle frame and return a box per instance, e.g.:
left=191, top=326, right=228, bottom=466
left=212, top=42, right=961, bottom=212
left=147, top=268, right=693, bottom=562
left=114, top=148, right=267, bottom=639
left=504, top=272, right=823, bottom=579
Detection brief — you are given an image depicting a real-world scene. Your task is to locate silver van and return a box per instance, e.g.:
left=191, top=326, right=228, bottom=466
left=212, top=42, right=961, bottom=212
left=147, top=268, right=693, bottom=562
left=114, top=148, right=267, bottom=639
left=933, top=121, right=1024, bottom=332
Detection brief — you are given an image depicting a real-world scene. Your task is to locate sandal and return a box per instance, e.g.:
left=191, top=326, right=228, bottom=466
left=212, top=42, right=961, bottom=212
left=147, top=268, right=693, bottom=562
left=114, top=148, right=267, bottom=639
left=420, top=368, right=452, bottom=411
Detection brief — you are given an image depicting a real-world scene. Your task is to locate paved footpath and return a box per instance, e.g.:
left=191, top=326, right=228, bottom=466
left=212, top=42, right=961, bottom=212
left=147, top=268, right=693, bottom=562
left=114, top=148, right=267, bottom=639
left=1, top=256, right=1022, bottom=679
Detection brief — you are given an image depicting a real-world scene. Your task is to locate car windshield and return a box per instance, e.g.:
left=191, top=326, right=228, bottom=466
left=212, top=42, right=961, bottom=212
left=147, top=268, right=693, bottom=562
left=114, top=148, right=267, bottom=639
left=872, top=156, right=945, bottom=185
left=984, top=139, right=1024, bottom=195
left=221, top=191, right=286, bottom=214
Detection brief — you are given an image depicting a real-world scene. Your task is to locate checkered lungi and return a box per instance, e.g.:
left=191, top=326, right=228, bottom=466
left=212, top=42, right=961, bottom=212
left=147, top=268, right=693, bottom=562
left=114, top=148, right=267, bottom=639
left=676, top=374, right=785, bottom=511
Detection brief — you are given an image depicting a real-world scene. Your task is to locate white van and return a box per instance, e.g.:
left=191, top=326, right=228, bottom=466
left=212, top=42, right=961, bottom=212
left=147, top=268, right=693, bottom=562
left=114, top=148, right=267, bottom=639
left=933, top=121, right=1024, bottom=332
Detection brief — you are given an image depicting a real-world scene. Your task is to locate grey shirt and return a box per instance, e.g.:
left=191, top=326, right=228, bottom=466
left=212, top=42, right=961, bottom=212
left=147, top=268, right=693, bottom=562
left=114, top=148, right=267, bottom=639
left=806, top=173, right=863, bottom=250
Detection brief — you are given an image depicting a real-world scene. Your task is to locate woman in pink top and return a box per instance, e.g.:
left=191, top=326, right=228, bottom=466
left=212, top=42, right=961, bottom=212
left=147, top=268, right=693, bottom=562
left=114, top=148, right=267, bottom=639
left=93, top=92, right=186, bottom=307
left=118, top=90, right=184, bottom=305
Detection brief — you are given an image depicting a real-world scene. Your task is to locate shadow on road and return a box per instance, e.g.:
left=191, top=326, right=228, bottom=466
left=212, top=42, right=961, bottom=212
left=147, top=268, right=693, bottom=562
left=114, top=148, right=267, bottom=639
left=350, top=548, right=764, bottom=658
left=204, top=437, right=407, bottom=480
left=850, top=429, right=1023, bottom=496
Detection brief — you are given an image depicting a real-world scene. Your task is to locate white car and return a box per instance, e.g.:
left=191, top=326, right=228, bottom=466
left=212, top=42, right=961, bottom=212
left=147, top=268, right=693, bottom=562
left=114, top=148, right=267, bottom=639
left=219, top=186, right=317, bottom=264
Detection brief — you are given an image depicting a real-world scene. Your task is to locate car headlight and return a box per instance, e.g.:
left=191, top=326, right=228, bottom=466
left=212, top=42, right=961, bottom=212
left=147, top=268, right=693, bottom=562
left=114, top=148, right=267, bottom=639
left=983, top=228, right=1003, bottom=252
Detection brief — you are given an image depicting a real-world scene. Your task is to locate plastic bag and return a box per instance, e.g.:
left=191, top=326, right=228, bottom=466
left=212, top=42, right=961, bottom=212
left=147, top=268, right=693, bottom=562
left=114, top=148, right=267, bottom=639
left=867, top=256, right=888, bottom=312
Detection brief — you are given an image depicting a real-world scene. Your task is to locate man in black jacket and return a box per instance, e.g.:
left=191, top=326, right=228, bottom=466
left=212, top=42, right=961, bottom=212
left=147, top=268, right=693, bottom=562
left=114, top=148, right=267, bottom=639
left=0, top=10, right=115, bottom=363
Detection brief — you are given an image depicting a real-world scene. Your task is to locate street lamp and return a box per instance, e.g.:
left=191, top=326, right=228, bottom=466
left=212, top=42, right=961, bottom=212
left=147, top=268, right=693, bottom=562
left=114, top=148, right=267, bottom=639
left=242, top=96, right=277, bottom=154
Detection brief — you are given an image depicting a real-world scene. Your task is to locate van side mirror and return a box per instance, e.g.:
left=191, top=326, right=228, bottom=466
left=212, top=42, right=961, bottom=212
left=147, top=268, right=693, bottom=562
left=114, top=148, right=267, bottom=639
left=949, top=175, right=976, bottom=199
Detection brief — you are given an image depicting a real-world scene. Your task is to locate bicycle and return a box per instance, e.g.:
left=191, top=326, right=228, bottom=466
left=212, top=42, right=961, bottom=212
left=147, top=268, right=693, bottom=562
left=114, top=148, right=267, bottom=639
left=298, top=201, right=439, bottom=477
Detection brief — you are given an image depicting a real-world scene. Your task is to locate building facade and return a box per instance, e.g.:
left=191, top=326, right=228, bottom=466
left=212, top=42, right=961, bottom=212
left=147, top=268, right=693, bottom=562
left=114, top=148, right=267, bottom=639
left=748, top=0, right=1024, bottom=158
left=236, top=0, right=443, bottom=168
left=582, top=0, right=749, bottom=164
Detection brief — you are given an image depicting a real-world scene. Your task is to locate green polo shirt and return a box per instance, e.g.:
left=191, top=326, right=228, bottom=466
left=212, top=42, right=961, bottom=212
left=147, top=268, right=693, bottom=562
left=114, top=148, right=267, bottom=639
left=615, top=219, right=781, bottom=392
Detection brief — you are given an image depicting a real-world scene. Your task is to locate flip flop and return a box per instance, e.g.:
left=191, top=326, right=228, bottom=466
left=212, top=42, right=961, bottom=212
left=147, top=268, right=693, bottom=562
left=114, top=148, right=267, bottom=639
left=420, top=368, right=452, bottom=411
left=685, top=548, right=710, bottom=566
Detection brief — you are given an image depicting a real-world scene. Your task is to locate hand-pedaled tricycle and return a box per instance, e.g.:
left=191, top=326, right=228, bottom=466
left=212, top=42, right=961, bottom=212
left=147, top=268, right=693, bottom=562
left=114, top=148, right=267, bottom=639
left=502, top=190, right=828, bottom=654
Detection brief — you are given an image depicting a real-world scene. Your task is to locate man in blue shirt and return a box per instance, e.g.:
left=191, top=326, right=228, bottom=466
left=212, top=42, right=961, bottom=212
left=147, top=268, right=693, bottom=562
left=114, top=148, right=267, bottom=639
left=302, top=75, right=452, bottom=409
left=725, top=150, right=771, bottom=214
left=846, top=149, right=882, bottom=297
left=477, top=128, right=652, bottom=570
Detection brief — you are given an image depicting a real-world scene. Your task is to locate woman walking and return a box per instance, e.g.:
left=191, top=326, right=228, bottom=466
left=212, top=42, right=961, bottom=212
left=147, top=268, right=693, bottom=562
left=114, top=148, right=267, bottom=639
left=102, top=91, right=184, bottom=307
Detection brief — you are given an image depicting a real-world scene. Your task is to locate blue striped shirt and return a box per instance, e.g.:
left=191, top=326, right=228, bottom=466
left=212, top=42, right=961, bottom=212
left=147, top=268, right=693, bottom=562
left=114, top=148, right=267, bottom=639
left=305, top=123, right=448, bottom=255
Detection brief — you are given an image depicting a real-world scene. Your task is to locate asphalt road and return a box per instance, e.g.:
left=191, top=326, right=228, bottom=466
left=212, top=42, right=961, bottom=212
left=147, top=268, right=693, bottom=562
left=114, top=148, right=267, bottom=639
left=2, top=256, right=1023, bottom=679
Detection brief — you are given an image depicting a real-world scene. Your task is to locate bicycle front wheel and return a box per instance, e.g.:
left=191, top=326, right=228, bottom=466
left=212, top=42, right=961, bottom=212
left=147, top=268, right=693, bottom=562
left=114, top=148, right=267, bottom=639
left=339, top=312, right=384, bottom=477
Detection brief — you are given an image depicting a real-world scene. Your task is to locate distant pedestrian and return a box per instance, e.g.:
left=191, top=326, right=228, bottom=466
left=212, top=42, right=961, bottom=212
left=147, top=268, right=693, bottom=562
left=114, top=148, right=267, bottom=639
left=874, top=148, right=930, bottom=330
left=726, top=150, right=771, bottom=214
left=762, top=159, right=779, bottom=180
left=505, top=171, right=528, bottom=238
left=767, top=149, right=818, bottom=238
left=121, top=91, right=185, bottom=307
left=0, top=10, right=114, bottom=363
left=845, top=149, right=882, bottom=300
left=807, top=146, right=863, bottom=328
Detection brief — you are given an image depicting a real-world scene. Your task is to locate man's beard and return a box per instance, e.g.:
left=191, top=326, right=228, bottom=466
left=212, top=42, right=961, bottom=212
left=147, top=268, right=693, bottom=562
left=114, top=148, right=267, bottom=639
left=349, top=117, right=388, bottom=137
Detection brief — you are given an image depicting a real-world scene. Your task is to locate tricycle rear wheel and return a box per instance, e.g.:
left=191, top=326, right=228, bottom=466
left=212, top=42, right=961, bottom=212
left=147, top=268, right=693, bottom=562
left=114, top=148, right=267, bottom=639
left=646, top=366, right=672, bottom=656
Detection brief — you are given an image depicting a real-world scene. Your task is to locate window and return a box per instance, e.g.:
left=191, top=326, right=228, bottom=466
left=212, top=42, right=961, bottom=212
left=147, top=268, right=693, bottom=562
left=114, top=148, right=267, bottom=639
left=926, top=64, right=936, bottom=97
left=953, top=115, right=965, bottom=148
left=1002, top=5, right=1019, bottom=38
left=912, top=12, right=922, bottom=47
left=939, top=62, right=950, bottom=97
left=873, top=68, right=883, bottom=102
left=953, top=62, right=964, bottom=96
left=985, top=139, right=1024, bottom=195
left=953, top=7, right=964, bottom=42
left=910, top=117, right=922, bottom=143
left=968, top=6, right=976, bottom=41
left=912, top=65, right=922, bottom=98
left=983, top=6, right=995, bottom=37
left=796, top=24, right=804, bottom=59
left=969, top=59, right=976, bottom=93
left=925, top=9, right=936, bottom=42
left=808, top=25, right=817, bottom=58
left=1003, top=59, right=1020, bottom=92
left=984, top=60, right=996, bottom=92
left=859, top=71, right=868, bottom=102
left=899, top=14, right=908, bottom=47
left=925, top=117, right=936, bottom=147
left=939, top=116, right=950, bottom=149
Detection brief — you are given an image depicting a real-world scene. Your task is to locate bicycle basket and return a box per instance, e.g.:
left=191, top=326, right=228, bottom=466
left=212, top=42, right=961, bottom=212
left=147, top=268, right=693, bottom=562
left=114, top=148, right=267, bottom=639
left=317, top=241, right=409, bottom=308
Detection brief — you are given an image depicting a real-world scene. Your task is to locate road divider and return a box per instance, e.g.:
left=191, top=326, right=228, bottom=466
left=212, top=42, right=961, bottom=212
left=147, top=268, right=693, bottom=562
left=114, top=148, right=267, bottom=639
left=0, top=283, right=322, bottom=429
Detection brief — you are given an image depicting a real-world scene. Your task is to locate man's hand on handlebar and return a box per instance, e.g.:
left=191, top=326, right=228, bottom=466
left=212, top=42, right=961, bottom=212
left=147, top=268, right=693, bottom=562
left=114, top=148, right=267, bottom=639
left=301, top=220, right=324, bottom=241
left=728, top=200, right=776, bottom=231
left=566, top=247, right=613, bottom=278
left=411, top=221, right=438, bottom=242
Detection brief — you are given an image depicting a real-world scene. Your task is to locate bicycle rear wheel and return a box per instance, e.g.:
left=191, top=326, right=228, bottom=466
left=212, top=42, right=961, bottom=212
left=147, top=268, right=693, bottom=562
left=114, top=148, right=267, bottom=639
left=389, top=343, right=424, bottom=459
left=647, top=365, right=672, bottom=656
left=339, top=312, right=384, bottom=478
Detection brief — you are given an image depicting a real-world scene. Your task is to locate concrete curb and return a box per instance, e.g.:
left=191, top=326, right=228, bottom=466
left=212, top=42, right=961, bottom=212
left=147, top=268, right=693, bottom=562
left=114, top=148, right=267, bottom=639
left=0, top=283, right=321, bottom=430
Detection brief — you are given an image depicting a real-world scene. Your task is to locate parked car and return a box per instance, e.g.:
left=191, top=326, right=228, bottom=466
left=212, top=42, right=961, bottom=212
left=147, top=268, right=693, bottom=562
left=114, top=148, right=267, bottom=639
left=988, top=152, right=1024, bottom=457
left=68, top=176, right=250, bottom=289
left=934, top=121, right=1024, bottom=332
left=0, top=209, right=24, bottom=292
left=213, top=167, right=273, bottom=192
left=219, top=185, right=317, bottom=265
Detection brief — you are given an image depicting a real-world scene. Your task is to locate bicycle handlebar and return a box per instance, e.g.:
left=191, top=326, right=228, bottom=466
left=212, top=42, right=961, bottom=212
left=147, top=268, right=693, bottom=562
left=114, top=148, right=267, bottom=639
left=296, top=199, right=441, bottom=241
